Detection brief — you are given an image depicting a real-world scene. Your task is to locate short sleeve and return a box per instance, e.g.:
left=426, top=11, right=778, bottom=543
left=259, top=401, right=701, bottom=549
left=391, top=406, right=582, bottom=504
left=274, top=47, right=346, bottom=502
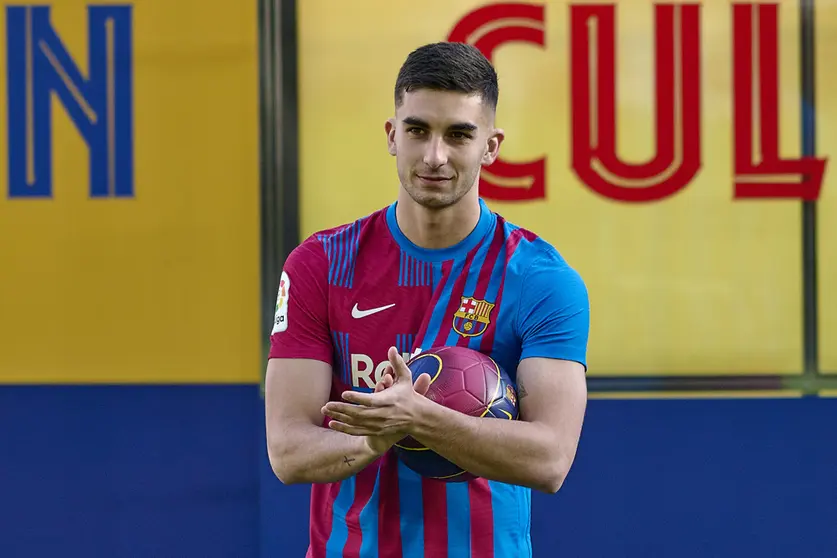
left=517, top=250, right=590, bottom=370
left=268, top=236, right=333, bottom=365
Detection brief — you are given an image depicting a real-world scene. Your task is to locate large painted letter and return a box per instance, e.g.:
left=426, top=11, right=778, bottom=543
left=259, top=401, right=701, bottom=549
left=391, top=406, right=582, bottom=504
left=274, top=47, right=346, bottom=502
left=732, top=3, right=826, bottom=200
left=448, top=3, right=546, bottom=201
left=7, top=6, right=134, bottom=198
left=571, top=4, right=701, bottom=203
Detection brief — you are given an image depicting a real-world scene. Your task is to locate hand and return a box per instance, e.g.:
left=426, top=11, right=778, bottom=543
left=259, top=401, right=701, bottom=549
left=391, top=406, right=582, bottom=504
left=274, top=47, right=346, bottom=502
left=363, top=370, right=398, bottom=455
left=322, top=347, right=432, bottom=454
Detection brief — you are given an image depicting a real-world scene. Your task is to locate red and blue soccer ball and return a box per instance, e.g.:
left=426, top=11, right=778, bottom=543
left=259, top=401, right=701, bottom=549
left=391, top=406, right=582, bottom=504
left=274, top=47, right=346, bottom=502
left=393, top=346, right=519, bottom=482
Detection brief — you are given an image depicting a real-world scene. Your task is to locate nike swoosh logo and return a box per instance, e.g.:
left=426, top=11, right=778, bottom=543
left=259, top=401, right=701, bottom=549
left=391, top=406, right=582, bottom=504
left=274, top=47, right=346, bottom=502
left=351, top=303, right=396, bottom=319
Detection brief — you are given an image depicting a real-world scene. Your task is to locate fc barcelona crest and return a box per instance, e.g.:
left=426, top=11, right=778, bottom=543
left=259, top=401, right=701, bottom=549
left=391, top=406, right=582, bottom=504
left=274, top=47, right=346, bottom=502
left=452, top=296, right=495, bottom=338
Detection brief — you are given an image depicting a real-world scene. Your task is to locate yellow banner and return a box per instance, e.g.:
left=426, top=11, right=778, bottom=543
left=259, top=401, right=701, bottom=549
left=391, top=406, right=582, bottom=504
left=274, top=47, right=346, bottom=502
left=0, top=1, right=261, bottom=383
left=298, top=0, right=817, bottom=376
left=817, top=2, right=837, bottom=374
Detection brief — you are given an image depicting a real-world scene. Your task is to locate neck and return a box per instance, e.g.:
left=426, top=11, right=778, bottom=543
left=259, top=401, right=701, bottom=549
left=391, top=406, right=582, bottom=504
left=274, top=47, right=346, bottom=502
left=395, top=190, right=482, bottom=250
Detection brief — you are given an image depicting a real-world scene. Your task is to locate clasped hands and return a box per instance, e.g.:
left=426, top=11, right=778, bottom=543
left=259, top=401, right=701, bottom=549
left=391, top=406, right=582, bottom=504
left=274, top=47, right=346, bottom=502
left=321, top=347, right=432, bottom=455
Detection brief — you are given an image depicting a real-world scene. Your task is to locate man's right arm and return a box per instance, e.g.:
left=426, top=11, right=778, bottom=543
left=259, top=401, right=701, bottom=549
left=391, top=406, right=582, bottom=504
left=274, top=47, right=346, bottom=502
left=266, top=236, right=398, bottom=484
left=265, top=357, right=385, bottom=485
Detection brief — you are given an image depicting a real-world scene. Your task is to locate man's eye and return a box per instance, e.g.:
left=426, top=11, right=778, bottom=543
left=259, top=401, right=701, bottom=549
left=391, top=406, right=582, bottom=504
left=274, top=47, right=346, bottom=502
left=450, top=132, right=469, bottom=140
left=406, top=127, right=425, bottom=135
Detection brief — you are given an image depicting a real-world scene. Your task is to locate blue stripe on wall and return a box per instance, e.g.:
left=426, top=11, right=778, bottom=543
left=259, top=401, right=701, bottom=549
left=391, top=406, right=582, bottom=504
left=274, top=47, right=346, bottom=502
left=4, top=389, right=837, bottom=558
left=0, top=385, right=260, bottom=558
left=536, top=398, right=837, bottom=558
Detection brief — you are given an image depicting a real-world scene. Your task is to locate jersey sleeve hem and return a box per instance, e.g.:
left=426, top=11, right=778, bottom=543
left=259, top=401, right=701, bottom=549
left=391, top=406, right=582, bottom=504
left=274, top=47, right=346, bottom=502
left=518, top=348, right=588, bottom=372
left=268, top=348, right=333, bottom=365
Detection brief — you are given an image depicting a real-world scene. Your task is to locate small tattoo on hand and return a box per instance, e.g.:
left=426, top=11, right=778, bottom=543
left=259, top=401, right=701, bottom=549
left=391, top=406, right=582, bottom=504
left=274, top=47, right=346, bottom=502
left=343, top=456, right=356, bottom=467
left=518, top=383, right=529, bottom=399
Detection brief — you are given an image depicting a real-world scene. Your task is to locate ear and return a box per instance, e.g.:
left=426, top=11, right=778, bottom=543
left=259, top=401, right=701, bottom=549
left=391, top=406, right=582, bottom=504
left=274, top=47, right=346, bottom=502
left=384, top=118, right=397, bottom=156
left=482, top=128, right=505, bottom=166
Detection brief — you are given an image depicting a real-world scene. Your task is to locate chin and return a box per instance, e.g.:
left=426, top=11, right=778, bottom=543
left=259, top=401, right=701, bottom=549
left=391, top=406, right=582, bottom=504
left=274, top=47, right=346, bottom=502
left=407, top=182, right=473, bottom=210
left=409, top=189, right=458, bottom=210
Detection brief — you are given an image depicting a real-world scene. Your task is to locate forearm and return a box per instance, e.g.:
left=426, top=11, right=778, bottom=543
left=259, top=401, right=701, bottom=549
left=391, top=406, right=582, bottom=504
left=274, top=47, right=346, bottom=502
left=269, top=421, right=381, bottom=484
left=409, top=399, right=566, bottom=493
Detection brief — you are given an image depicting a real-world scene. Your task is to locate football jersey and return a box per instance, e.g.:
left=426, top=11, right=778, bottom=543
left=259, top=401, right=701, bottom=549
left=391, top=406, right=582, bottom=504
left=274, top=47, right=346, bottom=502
left=269, top=198, right=589, bottom=558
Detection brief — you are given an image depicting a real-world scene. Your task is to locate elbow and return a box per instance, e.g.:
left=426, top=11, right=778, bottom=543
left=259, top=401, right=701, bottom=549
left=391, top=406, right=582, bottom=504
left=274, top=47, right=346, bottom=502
left=271, top=460, right=302, bottom=486
left=267, top=440, right=304, bottom=485
left=538, top=471, right=566, bottom=495
left=536, top=457, right=571, bottom=495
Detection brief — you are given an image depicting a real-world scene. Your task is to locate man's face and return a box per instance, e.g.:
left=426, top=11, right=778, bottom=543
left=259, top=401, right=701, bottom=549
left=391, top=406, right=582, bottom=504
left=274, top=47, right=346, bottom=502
left=386, top=89, right=503, bottom=210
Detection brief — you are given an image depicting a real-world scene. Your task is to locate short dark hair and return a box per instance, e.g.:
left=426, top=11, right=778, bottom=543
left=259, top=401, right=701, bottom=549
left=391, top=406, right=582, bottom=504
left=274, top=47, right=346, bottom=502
left=394, top=42, right=499, bottom=110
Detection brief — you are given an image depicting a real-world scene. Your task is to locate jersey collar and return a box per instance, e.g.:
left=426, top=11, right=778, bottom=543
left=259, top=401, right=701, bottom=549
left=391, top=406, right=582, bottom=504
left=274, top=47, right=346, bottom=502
left=385, top=197, right=496, bottom=262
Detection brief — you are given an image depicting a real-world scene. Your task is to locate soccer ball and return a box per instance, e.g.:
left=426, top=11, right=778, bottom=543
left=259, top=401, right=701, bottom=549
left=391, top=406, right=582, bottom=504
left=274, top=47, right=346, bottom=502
left=393, top=345, right=519, bottom=482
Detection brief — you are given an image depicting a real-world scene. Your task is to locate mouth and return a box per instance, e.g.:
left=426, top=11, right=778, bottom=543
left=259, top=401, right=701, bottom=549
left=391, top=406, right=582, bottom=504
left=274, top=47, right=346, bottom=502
left=416, top=175, right=452, bottom=183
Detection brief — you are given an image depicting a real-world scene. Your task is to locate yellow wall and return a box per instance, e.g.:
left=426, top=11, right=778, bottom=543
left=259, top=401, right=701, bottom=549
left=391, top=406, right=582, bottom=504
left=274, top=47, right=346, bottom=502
left=0, top=1, right=261, bottom=383
left=298, top=0, right=811, bottom=376
left=817, top=3, right=837, bottom=374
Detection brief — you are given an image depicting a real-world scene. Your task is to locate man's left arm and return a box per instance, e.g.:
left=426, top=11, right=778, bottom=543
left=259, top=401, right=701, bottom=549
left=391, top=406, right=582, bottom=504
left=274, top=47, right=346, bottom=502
left=408, top=356, right=587, bottom=493
left=409, top=252, right=590, bottom=493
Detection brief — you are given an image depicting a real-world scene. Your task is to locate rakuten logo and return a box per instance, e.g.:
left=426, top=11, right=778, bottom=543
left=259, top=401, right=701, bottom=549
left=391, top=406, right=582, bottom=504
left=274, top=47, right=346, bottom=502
left=350, top=349, right=422, bottom=388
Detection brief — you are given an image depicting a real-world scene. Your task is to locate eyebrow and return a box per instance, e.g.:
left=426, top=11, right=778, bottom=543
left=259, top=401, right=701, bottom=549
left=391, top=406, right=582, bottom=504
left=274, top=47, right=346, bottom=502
left=402, top=117, right=478, bottom=133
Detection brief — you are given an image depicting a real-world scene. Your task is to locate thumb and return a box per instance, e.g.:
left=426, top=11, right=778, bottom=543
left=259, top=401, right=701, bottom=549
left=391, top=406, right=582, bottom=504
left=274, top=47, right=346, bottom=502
left=388, top=346, right=412, bottom=382
left=413, top=372, right=432, bottom=396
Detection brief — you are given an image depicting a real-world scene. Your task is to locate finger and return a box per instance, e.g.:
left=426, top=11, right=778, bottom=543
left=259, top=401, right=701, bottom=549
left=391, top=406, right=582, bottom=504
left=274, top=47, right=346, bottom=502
left=321, top=402, right=355, bottom=421
left=381, top=373, right=394, bottom=390
left=341, top=390, right=384, bottom=407
left=388, top=346, right=413, bottom=382
left=322, top=406, right=387, bottom=431
left=323, top=401, right=379, bottom=418
left=374, top=377, right=386, bottom=393
left=413, top=372, right=432, bottom=396
left=374, top=371, right=394, bottom=393
left=322, top=409, right=357, bottom=424
left=327, top=421, right=378, bottom=437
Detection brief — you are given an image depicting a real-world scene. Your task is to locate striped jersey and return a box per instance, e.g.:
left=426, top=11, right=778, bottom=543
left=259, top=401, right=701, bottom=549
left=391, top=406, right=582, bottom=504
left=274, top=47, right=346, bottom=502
left=269, top=198, right=589, bottom=558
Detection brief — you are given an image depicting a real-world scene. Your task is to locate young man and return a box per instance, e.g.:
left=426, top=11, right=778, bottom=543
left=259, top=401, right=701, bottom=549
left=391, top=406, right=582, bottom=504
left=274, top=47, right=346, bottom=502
left=265, top=42, right=589, bottom=558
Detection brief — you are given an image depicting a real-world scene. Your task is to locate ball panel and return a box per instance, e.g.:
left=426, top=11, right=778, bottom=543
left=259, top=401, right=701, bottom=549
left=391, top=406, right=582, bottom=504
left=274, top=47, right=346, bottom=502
left=408, top=353, right=443, bottom=382
left=394, top=445, right=475, bottom=482
left=460, top=360, right=491, bottom=405
left=439, top=389, right=488, bottom=417
left=393, top=435, right=424, bottom=450
left=425, top=370, right=465, bottom=405
left=487, top=380, right=519, bottom=420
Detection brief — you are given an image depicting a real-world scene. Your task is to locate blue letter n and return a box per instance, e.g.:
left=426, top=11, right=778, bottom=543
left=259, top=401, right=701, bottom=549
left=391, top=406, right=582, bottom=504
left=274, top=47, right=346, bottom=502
left=7, top=6, right=134, bottom=198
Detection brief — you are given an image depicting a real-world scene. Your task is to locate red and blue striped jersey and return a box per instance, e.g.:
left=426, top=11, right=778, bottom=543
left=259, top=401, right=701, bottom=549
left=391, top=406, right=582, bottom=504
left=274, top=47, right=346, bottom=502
left=269, top=198, right=589, bottom=558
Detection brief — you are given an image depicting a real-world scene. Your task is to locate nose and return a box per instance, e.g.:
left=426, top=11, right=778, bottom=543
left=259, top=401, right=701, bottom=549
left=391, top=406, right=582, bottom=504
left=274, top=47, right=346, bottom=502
left=422, top=136, right=448, bottom=169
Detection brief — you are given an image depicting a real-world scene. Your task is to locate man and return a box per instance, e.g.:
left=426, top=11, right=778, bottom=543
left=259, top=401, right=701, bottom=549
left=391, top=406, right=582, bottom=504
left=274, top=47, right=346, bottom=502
left=265, top=42, right=589, bottom=558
